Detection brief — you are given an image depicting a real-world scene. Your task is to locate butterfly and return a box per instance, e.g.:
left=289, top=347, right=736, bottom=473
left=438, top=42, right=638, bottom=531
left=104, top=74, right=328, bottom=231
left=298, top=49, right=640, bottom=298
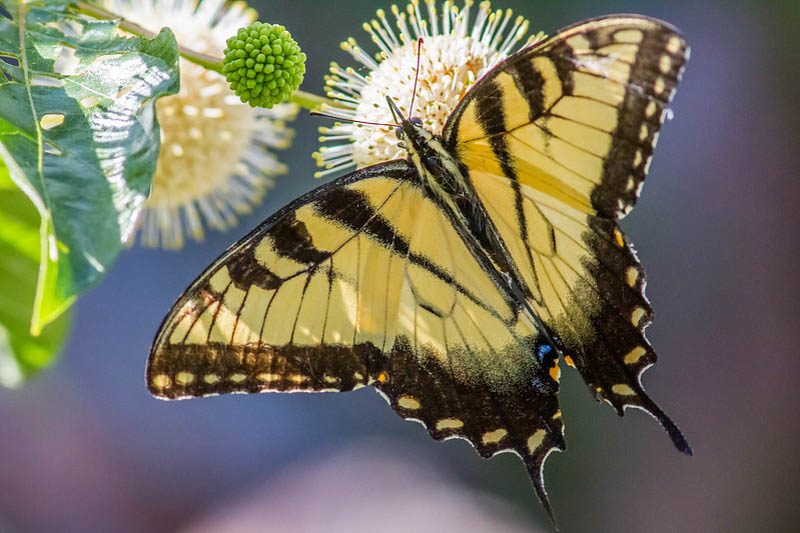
left=147, top=14, right=691, bottom=525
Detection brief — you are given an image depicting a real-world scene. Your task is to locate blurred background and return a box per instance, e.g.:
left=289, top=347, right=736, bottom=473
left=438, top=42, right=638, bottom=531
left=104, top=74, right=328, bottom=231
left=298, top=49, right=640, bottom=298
left=2, top=0, right=799, bottom=531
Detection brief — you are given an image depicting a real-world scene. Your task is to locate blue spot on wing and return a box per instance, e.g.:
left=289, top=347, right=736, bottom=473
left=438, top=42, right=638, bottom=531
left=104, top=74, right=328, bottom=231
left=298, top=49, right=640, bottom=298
left=537, top=344, right=552, bottom=362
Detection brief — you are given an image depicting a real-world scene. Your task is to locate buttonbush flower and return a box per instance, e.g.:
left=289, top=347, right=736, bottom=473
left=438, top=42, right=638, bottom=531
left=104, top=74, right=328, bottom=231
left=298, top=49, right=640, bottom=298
left=223, top=21, right=306, bottom=108
left=104, top=0, right=299, bottom=249
left=314, top=0, right=544, bottom=177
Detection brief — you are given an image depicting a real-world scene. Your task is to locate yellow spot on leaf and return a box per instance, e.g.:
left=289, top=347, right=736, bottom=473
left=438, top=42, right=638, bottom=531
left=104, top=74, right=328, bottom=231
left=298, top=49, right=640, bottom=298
left=80, top=95, right=101, bottom=108
left=398, top=395, right=421, bottom=409
left=40, top=113, right=64, bottom=130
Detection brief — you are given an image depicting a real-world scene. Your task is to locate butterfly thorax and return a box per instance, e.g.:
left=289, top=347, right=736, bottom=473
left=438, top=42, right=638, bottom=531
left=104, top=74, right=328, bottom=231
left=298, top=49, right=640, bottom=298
left=399, top=121, right=538, bottom=316
left=399, top=121, right=470, bottom=205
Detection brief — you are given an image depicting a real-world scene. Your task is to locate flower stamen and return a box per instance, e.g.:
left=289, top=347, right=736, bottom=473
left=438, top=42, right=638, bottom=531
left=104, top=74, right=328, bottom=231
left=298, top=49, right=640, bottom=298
left=314, top=0, right=545, bottom=178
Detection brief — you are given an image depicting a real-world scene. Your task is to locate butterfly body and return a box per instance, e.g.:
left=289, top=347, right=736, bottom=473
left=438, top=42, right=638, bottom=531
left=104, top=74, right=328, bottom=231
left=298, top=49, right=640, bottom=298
left=148, top=15, right=691, bottom=525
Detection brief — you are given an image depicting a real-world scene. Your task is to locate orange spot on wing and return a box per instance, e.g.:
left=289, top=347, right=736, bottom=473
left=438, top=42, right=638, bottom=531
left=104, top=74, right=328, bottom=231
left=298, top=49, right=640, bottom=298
left=614, top=229, right=625, bottom=248
left=564, top=355, right=575, bottom=367
left=548, top=360, right=561, bottom=382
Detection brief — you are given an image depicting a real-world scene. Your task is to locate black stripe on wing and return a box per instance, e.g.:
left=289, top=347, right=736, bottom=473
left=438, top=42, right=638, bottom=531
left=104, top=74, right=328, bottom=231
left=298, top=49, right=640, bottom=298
left=444, top=14, right=690, bottom=220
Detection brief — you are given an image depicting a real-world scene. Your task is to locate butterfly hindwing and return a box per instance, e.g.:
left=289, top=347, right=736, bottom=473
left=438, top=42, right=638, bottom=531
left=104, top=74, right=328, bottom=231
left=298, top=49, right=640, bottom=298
left=148, top=161, right=568, bottom=504
left=444, top=15, right=690, bottom=451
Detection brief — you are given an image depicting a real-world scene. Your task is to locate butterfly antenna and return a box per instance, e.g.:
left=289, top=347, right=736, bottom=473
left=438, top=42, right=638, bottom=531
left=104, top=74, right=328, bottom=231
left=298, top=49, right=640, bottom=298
left=386, top=96, right=403, bottom=124
left=407, top=37, right=424, bottom=119
left=310, top=110, right=398, bottom=128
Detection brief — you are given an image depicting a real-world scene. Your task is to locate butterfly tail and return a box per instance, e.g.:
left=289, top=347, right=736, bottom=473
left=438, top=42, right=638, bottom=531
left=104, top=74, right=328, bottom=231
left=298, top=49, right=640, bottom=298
left=523, top=455, right=560, bottom=532
left=634, top=391, right=693, bottom=456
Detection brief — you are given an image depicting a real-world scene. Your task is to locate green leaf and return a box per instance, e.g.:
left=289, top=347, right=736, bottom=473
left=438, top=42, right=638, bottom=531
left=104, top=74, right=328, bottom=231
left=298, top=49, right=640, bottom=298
left=0, top=159, right=71, bottom=387
left=0, top=1, right=179, bottom=333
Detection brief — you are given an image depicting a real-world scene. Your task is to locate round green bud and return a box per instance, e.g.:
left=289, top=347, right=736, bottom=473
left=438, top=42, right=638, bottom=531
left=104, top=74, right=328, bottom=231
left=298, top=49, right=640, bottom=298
left=222, top=22, right=306, bottom=108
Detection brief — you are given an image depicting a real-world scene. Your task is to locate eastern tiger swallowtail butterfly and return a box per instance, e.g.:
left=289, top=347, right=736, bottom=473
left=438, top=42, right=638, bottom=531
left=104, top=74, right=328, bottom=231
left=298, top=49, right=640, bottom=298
left=147, top=14, right=691, bottom=525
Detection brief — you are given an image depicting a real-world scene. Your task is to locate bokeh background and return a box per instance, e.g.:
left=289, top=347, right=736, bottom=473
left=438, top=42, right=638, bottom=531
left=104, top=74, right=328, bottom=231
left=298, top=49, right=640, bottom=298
left=2, top=0, right=799, bottom=531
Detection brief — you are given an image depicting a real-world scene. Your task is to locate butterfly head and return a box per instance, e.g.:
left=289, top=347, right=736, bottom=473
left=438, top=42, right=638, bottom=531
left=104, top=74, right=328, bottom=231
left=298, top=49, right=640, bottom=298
left=386, top=96, right=436, bottom=154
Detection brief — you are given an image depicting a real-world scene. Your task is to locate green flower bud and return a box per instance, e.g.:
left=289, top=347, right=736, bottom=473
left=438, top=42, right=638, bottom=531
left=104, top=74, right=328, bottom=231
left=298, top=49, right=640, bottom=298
left=222, top=22, right=306, bottom=108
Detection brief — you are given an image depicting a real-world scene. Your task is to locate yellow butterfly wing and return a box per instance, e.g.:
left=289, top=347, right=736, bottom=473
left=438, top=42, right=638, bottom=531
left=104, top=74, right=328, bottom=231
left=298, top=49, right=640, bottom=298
left=444, top=15, right=691, bottom=451
left=148, top=161, right=567, bottom=505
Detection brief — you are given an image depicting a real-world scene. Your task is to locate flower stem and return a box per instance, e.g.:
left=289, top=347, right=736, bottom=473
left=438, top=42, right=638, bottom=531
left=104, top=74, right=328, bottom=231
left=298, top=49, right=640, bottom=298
left=73, top=1, right=337, bottom=110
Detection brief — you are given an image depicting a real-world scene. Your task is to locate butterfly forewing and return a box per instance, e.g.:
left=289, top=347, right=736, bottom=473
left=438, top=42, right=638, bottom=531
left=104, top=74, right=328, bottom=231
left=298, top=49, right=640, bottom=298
left=148, top=164, right=418, bottom=397
left=444, top=15, right=690, bottom=452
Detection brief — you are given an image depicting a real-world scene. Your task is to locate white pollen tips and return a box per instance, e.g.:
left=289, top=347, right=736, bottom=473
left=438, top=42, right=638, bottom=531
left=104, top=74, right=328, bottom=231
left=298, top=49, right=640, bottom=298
left=481, top=428, right=508, bottom=445
left=526, top=429, right=547, bottom=454
left=436, top=418, right=464, bottom=431
left=397, top=395, right=421, bottom=409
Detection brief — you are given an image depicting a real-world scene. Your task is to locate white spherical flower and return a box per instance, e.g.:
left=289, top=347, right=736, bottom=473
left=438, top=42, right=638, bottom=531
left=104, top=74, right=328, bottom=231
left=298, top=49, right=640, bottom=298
left=104, top=0, right=298, bottom=249
left=314, top=0, right=544, bottom=177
